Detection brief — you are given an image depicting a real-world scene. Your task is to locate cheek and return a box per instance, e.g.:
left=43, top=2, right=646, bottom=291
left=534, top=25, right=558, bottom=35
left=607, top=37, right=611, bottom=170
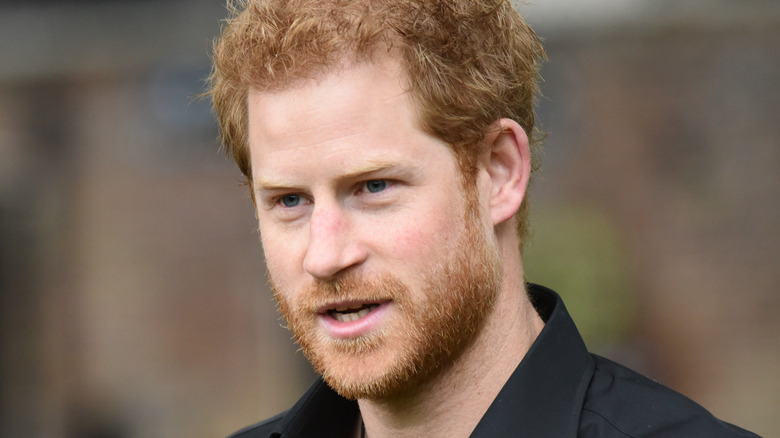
left=379, top=212, right=460, bottom=262
left=258, top=224, right=302, bottom=293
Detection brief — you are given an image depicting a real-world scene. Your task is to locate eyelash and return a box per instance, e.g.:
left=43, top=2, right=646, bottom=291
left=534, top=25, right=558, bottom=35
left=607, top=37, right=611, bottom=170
left=278, top=194, right=308, bottom=208
left=358, top=179, right=390, bottom=194
left=272, top=179, right=394, bottom=209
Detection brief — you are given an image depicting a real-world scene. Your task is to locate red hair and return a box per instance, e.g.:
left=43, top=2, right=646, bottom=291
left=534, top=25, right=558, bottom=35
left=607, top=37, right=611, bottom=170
left=209, top=0, right=545, bottom=245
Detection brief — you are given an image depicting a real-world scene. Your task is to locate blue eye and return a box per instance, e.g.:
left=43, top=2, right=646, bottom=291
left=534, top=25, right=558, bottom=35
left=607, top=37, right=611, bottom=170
left=280, top=194, right=302, bottom=207
left=365, top=180, right=387, bottom=193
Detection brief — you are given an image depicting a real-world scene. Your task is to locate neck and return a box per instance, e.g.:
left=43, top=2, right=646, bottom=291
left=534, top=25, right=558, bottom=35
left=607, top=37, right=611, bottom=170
left=357, top=263, right=544, bottom=438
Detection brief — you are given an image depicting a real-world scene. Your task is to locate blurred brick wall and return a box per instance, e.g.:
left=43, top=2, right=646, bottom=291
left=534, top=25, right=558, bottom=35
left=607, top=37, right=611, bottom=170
left=1, top=2, right=777, bottom=437
left=527, top=19, right=780, bottom=435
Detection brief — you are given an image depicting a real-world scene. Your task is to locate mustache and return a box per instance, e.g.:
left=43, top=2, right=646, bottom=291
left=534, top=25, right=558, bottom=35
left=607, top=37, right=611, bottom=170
left=295, top=271, right=408, bottom=312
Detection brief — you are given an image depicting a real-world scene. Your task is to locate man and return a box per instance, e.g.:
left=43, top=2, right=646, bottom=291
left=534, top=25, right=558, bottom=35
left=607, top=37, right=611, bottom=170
left=209, top=1, right=758, bottom=437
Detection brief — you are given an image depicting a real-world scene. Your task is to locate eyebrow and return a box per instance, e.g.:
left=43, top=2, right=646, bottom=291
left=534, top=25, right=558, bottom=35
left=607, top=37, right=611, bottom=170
left=340, top=161, right=413, bottom=180
left=253, top=160, right=418, bottom=195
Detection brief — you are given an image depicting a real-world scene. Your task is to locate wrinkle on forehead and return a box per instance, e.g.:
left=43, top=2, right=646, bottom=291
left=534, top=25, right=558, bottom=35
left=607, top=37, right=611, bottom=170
left=247, top=57, right=413, bottom=148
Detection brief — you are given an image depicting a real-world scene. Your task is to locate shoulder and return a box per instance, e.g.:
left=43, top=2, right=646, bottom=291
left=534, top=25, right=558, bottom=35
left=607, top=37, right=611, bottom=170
left=227, top=411, right=286, bottom=438
left=579, top=355, right=759, bottom=438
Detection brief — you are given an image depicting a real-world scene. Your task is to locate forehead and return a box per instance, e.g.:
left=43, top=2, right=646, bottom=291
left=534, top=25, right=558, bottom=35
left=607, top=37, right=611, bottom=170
left=245, top=58, right=456, bottom=181
left=243, top=57, right=468, bottom=199
left=247, top=58, right=411, bottom=143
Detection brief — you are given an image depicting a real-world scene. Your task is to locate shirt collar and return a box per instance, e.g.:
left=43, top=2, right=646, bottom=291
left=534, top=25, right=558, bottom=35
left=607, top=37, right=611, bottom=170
left=272, top=284, right=594, bottom=437
left=272, top=378, right=359, bottom=437
left=470, top=284, right=595, bottom=437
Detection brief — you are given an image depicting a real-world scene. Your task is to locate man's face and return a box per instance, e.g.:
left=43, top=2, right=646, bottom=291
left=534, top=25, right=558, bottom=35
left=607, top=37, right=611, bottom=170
left=247, top=58, right=501, bottom=399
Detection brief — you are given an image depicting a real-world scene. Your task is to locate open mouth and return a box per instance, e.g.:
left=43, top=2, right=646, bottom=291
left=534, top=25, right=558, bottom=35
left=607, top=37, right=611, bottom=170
left=327, top=303, right=380, bottom=322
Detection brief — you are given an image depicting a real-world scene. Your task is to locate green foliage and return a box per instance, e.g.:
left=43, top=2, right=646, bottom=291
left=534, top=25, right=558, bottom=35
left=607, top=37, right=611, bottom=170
left=524, top=204, right=637, bottom=349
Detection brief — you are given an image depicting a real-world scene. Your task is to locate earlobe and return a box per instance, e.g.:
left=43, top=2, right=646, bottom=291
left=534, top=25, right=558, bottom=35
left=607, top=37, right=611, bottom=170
left=484, top=119, right=531, bottom=226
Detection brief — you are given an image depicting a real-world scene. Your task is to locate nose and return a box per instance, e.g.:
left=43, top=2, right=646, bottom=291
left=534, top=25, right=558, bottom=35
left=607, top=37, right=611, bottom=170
left=303, top=204, right=367, bottom=280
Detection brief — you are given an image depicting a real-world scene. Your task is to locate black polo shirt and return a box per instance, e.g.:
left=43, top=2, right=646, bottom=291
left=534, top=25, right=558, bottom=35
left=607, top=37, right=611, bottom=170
left=229, top=284, right=759, bottom=438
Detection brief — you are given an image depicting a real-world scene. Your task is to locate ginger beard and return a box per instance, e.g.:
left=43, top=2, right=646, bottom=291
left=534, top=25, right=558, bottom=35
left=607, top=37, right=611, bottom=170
left=271, top=186, right=502, bottom=400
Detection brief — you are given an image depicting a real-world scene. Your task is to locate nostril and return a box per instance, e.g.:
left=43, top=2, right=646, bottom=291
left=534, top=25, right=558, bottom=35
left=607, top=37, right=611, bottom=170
left=303, top=240, right=368, bottom=281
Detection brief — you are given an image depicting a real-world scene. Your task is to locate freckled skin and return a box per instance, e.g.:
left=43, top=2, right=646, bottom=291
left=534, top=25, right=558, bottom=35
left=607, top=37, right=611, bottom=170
left=247, top=57, right=543, bottom=437
left=249, top=60, right=472, bottom=306
left=248, top=58, right=499, bottom=398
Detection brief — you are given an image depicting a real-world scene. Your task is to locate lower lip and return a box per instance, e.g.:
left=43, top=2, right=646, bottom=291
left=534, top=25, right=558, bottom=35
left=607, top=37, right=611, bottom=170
left=318, top=302, right=391, bottom=339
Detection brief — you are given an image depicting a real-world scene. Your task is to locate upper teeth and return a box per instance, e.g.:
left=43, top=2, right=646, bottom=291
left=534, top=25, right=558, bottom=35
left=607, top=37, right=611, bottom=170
left=331, top=304, right=379, bottom=322
left=334, top=304, right=364, bottom=312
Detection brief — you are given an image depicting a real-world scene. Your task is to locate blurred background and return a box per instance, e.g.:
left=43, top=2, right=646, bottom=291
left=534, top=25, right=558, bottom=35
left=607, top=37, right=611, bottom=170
left=0, top=0, right=777, bottom=436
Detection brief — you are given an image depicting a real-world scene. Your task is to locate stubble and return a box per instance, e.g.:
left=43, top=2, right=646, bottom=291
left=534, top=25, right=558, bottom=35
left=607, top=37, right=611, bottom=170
left=272, top=195, right=502, bottom=400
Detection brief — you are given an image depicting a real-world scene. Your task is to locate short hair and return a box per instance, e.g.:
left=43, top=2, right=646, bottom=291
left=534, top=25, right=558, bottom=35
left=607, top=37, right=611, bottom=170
left=209, top=0, right=545, bottom=247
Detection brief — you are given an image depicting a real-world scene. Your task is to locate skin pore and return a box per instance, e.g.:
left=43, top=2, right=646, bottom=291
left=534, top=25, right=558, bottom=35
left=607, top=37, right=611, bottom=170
left=247, top=57, right=545, bottom=438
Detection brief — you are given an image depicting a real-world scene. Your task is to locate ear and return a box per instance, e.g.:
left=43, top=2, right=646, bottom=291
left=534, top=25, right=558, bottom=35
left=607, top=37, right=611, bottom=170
left=482, top=118, right=531, bottom=226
